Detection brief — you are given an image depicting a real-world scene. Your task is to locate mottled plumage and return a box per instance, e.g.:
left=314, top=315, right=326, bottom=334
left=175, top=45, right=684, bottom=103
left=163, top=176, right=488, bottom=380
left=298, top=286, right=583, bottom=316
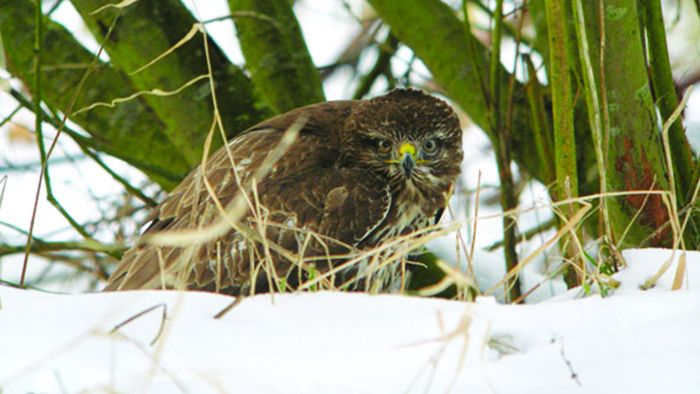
left=105, top=89, right=463, bottom=294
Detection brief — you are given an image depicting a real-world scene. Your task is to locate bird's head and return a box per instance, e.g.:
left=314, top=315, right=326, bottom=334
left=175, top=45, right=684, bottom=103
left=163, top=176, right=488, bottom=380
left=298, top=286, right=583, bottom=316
left=343, top=89, right=463, bottom=197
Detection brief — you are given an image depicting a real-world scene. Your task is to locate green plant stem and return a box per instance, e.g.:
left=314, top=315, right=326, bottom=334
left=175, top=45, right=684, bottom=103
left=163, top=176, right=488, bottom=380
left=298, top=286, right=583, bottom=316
left=544, top=0, right=578, bottom=202
left=20, top=9, right=125, bottom=287
left=571, top=0, right=616, bottom=262
left=488, top=0, right=521, bottom=303
left=21, top=0, right=44, bottom=287
left=2, top=240, right=126, bottom=258
left=545, top=0, right=580, bottom=287
left=466, top=0, right=534, bottom=48
left=43, top=107, right=158, bottom=207
left=523, top=55, right=555, bottom=183
left=0, top=105, right=21, bottom=128
left=642, top=0, right=695, bottom=202
left=0, top=156, right=85, bottom=172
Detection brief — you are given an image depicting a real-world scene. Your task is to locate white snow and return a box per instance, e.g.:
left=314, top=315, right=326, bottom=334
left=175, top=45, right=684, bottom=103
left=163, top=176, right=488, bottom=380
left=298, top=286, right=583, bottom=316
left=1, top=248, right=699, bottom=393
left=615, top=248, right=699, bottom=293
left=2, top=2, right=700, bottom=393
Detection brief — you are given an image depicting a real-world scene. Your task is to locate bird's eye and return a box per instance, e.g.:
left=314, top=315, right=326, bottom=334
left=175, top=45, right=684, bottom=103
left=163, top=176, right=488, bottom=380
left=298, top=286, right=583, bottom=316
left=377, top=139, right=392, bottom=154
left=423, top=139, right=438, bottom=153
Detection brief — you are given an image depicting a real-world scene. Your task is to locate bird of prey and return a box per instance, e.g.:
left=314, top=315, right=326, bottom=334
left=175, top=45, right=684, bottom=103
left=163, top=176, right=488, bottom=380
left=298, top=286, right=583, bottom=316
left=105, top=88, right=463, bottom=295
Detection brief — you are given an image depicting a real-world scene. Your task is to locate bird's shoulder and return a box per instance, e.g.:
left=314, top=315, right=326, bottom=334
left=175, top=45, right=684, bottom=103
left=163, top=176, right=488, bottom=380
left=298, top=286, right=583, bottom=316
left=147, top=100, right=360, bottom=227
left=244, top=99, right=359, bottom=138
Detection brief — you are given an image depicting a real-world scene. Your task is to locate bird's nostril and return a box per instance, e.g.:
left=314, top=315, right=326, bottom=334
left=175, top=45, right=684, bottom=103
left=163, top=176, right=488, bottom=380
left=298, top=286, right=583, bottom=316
left=401, top=153, right=415, bottom=175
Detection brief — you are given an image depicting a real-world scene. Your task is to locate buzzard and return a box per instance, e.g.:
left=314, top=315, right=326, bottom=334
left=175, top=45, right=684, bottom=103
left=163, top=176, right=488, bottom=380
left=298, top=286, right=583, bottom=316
left=105, top=89, right=463, bottom=294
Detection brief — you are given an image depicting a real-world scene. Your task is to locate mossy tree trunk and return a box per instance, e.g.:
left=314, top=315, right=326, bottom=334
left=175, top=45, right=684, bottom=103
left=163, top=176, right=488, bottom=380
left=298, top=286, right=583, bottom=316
left=582, top=0, right=673, bottom=248
left=372, top=0, right=698, bottom=278
left=228, top=0, right=325, bottom=113
left=70, top=0, right=270, bottom=169
left=0, top=0, right=190, bottom=188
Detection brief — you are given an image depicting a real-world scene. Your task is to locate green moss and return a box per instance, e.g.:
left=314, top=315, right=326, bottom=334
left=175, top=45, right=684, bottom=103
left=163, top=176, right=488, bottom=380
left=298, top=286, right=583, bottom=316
left=229, top=0, right=325, bottom=113
left=0, top=0, right=188, bottom=188
left=605, top=5, right=627, bottom=21
left=72, top=0, right=269, bottom=167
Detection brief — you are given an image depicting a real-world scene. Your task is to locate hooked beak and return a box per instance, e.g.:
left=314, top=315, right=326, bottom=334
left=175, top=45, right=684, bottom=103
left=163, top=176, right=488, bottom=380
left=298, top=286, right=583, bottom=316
left=398, top=142, right=416, bottom=177
left=385, top=142, right=426, bottom=177
left=400, top=152, right=416, bottom=176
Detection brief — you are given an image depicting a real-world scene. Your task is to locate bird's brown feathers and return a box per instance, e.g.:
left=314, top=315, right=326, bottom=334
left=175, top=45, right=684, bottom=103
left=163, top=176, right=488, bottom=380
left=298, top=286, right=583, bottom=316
left=105, top=89, right=462, bottom=294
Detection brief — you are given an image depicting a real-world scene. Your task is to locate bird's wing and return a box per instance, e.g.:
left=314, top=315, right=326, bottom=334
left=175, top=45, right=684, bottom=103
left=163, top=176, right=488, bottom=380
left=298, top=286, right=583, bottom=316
left=258, top=168, right=392, bottom=248
left=237, top=169, right=391, bottom=291
left=104, top=127, right=289, bottom=291
left=105, top=104, right=391, bottom=293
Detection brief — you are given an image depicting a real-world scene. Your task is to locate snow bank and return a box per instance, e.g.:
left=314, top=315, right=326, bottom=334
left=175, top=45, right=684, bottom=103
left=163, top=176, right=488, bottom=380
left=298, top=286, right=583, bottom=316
left=1, top=248, right=699, bottom=393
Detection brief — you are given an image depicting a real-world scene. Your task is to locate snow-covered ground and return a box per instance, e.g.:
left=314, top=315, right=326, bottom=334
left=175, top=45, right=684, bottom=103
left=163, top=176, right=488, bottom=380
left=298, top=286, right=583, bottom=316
left=2, top=1, right=700, bottom=393
left=1, top=248, right=698, bottom=393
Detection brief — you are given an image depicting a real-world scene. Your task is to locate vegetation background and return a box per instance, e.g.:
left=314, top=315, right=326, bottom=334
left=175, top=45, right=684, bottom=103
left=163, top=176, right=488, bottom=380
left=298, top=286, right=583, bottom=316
left=1, top=0, right=699, bottom=301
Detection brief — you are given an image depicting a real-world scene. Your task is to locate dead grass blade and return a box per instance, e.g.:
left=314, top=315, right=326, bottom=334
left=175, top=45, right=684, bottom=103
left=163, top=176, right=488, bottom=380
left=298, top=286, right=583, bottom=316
left=486, top=202, right=591, bottom=295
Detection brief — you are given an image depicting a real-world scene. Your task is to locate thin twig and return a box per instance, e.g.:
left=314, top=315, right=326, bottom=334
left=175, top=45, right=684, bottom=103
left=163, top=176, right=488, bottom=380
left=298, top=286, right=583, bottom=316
left=353, top=33, right=399, bottom=99
left=2, top=239, right=125, bottom=257
left=0, top=104, right=22, bottom=129
left=213, top=296, right=245, bottom=319
left=486, top=216, right=557, bottom=251
left=20, top=0, right=45, bottom=287
left=552, top=336, right=582, bottom=387
left=110, top=303, right=168, bottom=346
left=572, top=0, right=618, bottom=275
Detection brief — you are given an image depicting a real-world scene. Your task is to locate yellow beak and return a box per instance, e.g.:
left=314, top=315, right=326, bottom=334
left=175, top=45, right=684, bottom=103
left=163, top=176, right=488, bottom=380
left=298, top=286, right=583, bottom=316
left=397, top=142, right=417, bottom=175
left=384, top=142, right=427, bottom=171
